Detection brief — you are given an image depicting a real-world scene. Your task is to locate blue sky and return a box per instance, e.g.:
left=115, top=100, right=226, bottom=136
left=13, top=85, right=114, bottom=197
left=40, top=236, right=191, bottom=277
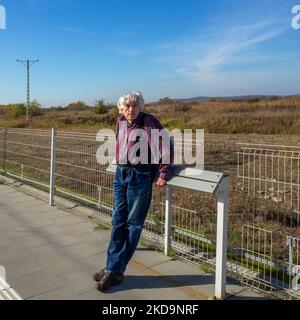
left=0, top=0, right=300, bottom=106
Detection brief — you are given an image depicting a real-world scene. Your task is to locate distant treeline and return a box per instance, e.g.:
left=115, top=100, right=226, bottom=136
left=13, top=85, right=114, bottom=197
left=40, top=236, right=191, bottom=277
left=0, top=99, right=116, bottom=119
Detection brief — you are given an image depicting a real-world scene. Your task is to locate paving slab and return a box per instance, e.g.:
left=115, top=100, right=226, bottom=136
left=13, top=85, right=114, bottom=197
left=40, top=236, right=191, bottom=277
left=83, top=251, right=108, bottom=271
left=9, top=270, right=63, bottom=299
left=1, top=226, right=32, bottom=239
left=50, top=215, right=87, bottom=226
left=61, top=240, right=108, bottom=259
left=0, top=219, right=21, bottom=231
left=0, top=212, right=14, bottom=223
left=62, top=221, right=99, bottom=235
left=38, top=256, right=85, bottom=278
left=2, top=255, right=43, bottom=280
left=28, top=285, right=83, bottom=300
left=131, top=247, right=174, bottom=268
left=23, top=244, right=64, bottom=263
left=0, top=245, right=28, bottom=263
left=9, top=234, right=51, bottom=249
left=0, top=234, right=11, bottom=248
left=55, top=269, right=97, bottom=296
left=28, top=224, right=65, bottom=236
left=46, top=231, right=100, bottom=247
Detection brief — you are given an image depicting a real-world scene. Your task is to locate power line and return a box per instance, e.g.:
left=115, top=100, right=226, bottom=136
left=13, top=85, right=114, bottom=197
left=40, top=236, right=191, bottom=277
left=17, top=59, right=39, bottom=121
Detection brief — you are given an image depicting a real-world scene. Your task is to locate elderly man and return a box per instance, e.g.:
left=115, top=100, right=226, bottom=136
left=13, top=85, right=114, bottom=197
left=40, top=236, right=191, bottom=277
left=93, top=92, right=173, bottom=292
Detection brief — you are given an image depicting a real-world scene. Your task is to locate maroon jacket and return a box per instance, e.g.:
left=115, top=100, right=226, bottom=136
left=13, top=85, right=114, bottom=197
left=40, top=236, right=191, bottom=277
left=115, top=111, right=174, bottom=181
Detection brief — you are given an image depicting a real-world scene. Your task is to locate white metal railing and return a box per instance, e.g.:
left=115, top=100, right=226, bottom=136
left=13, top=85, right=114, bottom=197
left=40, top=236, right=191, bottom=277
left=0, top=277, right=23, bottom=300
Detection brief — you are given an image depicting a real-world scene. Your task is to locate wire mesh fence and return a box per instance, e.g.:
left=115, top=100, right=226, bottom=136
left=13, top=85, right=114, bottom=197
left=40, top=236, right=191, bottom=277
left=55, top=131, right=114, bottom=213
left=0, top=128, right=300, bottom=299
left=236, top=143, right=300, bottom=298
left=0, top=128, right=52, bottom=189
left=237, top=143, right=300, bottom=214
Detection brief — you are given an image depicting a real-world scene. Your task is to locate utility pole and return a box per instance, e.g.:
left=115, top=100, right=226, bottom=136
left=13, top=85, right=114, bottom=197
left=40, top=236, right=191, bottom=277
left=17, top=59, right=39, bottom=121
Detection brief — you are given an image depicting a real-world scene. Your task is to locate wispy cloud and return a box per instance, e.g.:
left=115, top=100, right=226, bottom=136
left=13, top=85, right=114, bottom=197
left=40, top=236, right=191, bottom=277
left=158, top=20, right=285, bottom=80
left=56, top=26, right=96, bottom=38
left=118, top=49, right=141, bottom=57
left=57, top=25, right=81, bottom=33
left=169, top=20, right=285, bottom=81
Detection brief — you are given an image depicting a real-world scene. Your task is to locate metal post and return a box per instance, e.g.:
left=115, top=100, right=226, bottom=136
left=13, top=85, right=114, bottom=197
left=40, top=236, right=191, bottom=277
left=287, top=236, right=295, bottom=276
left=164, top=185, right=173, bottom=256
left=97, top=186, right=102, bottom=209
left=26, top=60, right=30, bottom=121
left=49, top=128, right=56, bottom=206
left=16, top=59, right=39, bottom=121
left=215, top=176, right=230, bottom=299
left=2, top=128, right=7, bottom=173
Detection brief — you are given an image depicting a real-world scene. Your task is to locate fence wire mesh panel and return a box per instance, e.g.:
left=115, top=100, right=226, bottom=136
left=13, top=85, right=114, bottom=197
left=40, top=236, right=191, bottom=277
left=240, top=227, right=300, bottom=299
left=0, top=128, right=5, bottom=172
left=236, top=143, right=300, bottom=299
left=237, top=143, right=300, bottom=215
left=1, top=128, right=300, bottom=299
left=53, top=131, right=115, bottom=224
left=0, top=128, right=52, bottom=190
left=285, top=236, right=300, bottom=298
left=241, top=225, right=274, bottom=291
left=142, top=187, right=166, bottom=249
left=168, top=187, right=217, bottom=270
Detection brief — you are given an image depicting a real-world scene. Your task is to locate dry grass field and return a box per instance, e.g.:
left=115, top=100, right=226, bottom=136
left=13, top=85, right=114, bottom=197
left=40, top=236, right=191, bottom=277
left=1, top=96, right=300, bottom=134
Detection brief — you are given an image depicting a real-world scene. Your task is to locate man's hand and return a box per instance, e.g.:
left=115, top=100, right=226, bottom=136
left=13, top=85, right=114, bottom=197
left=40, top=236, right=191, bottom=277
left=156, top=177, right=167, bottom=187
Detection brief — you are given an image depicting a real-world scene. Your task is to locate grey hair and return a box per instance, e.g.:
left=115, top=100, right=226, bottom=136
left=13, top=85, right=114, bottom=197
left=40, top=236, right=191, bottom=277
left=117, top=92, right=144, bottom=114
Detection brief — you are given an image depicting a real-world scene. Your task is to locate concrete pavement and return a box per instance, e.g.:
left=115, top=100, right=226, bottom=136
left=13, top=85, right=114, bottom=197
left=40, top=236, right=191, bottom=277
left=0, top=180, right=270, bottom=300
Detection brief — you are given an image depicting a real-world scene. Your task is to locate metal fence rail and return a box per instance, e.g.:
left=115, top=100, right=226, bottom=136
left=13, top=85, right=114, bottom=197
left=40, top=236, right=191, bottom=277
left=1, top=128, right=300, bottom=299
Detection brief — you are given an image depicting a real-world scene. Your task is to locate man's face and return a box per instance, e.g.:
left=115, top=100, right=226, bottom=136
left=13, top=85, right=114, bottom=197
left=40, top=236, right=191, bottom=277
left=122, top=102, right=140, bottom=123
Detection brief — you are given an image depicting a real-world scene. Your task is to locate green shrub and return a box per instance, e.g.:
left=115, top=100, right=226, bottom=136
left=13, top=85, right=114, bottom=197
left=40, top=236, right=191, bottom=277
left=28, top=100, right=44, bottom=117
left=5, top=104, right=26, bottom=119
left=94, top=98, right=107, bottom=115
left=159, top=97, right=175, bottom=104
left=66, top=101, right=89, bottom=111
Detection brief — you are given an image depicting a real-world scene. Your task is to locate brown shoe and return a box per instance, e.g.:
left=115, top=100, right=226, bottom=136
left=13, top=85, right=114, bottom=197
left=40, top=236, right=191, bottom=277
left=96, top=271, right=124, bottom=292
left=93, top=268, right=124, bottom=282
left=93, top=268, right=106, bottom=282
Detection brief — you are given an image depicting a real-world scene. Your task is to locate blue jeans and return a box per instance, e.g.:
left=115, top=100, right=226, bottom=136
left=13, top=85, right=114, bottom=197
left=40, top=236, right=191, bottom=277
left=106, top=165, right=155, bottom=273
